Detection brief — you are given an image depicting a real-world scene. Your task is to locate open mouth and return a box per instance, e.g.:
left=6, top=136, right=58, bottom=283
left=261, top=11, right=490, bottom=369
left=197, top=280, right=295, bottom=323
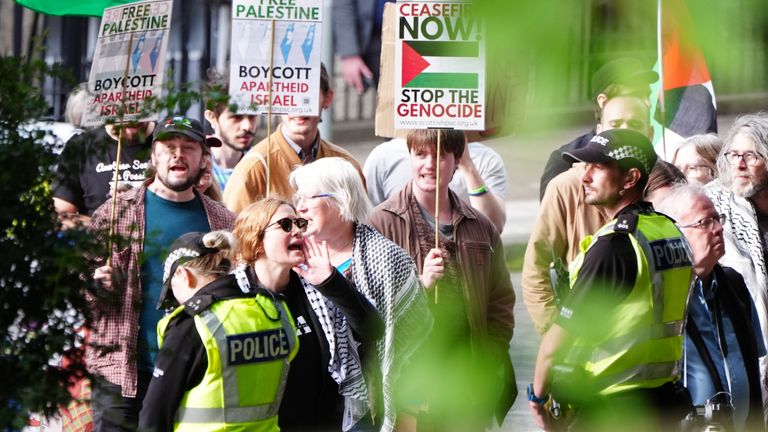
left=170, top=164, right=187, bottom=173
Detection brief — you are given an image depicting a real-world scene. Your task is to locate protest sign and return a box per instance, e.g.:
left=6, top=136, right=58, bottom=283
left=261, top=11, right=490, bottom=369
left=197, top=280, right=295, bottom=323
left=82, top=0, right=173, bottom=127
left=230, top=0, right=323, bottom=116
left=394, top=1, right=484, bottom=130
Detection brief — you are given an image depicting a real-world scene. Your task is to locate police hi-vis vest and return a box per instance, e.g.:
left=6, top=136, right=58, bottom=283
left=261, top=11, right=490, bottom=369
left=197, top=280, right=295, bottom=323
left=157, top=294, right=298, bottom=432
left=561, top=211, right=694, bottom=398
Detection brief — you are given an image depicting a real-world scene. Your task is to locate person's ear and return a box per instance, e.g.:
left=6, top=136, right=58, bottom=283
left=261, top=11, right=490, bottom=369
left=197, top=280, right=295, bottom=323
left=203, top=109, right=219, bottom=131
left=596, top=93, right=608, bottom=109
left=623, top=167, right=642, bottom=190
left=321, top=89, right=335, bottom=109
left=595, top=123, right=604, bottom=134
left=175, top=266, right=195, bottom=288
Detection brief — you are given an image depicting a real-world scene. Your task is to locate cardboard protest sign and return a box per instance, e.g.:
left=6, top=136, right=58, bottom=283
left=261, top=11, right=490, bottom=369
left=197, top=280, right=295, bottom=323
left=230, top=0, right=323, bottom=116
left=394, top=1, right=485, bottom=130
left=82, top=0, right=173, bottom=127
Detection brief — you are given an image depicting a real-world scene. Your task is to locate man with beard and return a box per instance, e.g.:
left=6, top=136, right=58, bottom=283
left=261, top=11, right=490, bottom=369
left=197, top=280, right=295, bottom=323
left=705, top=113, right=768, bottom=403
left=203, top=69, right=258, bottom=190
left=530, top=129, right=694, bottom=431
left=88, top=115, right=235, bottom=430
left=223, top=63, right=364, bottom=214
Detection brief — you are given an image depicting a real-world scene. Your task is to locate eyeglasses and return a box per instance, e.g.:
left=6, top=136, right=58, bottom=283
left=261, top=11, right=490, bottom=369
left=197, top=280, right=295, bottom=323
left=724, top=151, right=762, bottom=166
left=679, top=214, right=726, bottom=230
left=266, top=217, right=308, bottom=233
left=294, top=193, right=334, bottom=205
left=679, top=164, right=714, bottom=176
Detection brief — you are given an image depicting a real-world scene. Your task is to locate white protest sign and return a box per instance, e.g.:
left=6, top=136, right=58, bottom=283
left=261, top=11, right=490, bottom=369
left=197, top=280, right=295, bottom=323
left=230, top=0, right=323, bottom=116
left=394, top=1, right=484, bottom=130
left=83, top=0, right=173, bottom=127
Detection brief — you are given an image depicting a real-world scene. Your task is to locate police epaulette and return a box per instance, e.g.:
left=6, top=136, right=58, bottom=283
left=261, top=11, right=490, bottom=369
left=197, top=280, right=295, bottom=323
left=614, top=212, right=638, bottom=233
left=183, top=295, right=216, bottom=315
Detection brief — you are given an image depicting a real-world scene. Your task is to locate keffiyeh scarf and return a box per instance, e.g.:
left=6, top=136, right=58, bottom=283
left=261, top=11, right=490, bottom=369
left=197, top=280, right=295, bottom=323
left=351, top=224, right=433, bottom=432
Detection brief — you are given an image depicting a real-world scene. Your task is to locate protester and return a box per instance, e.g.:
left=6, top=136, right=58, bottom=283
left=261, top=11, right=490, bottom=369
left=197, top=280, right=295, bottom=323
left=203, top=67, right=258, bottom=190
left=522, top=94, right=651, bottom=334
left=539, top=57, right=658, bottom=198
left=138, top=230, right=299, bottom=431
left=333, top=0, right=392, bottom=93
left=53, top=121, right=154, bottom=227
left=368, top=130, right=516, bottom=430
left=673, top=133, right=722, bottom=185
left=656, top=185, right=764, bottom=432
left=530, top=129, right=694, bottom=431
left=705, top=113, right=768, bottom=405
left=232, top=196, right=385, bottom=431
left=195, top=154, right=223, bottom=202
left=644, top=160, right=687, bottom=205
left=88, top=115, right=234, bottom=430
left=223, top=64, right=365, bottom=214
left=291, top=157, right=432, bottom=431
left=364, top=138, right=508, bottom=231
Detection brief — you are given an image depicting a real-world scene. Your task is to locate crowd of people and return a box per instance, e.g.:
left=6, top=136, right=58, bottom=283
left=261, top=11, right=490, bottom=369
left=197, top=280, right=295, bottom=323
left=52, top=54, right=515, bottom=431
left=522, top=58, right=768, bottom=431
left=44, top=9, right=768, bottom=429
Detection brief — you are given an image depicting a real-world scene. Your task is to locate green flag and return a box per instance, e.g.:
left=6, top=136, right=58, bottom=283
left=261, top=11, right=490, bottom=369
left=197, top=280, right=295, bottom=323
left=16, top=0, right=137, bottom=16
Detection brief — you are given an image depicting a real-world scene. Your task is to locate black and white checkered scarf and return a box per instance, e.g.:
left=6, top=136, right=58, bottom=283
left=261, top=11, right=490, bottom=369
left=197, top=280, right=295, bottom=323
left=350, top=224, right=433, bottom=432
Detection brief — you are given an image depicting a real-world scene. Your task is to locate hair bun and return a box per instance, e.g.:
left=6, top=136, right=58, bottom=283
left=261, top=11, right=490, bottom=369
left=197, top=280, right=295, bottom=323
left=203, top=230, right=237, bottom=251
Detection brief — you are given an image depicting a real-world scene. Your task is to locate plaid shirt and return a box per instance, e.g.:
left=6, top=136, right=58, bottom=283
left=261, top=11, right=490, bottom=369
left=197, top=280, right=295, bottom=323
left=86, top=180, right=235, bottom=397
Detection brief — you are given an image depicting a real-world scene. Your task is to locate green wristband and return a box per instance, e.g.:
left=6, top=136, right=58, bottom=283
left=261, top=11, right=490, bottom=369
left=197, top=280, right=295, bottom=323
left=468, top=185, right=488, bottom=196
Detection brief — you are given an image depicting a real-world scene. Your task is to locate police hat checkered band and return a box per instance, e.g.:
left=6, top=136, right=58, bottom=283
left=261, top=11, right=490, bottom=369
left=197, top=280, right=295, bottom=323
left=163, top=248, right=201, bottom=284
left=607, top=145, right=652, bottom=173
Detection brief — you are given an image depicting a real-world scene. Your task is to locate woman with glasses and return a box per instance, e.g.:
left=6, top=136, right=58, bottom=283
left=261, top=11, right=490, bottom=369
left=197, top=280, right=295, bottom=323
left=290, top=157, right=433, bottom=432
left=232, top=197, right=384, bottom=431
left=673, top=134, right=723, bottom=186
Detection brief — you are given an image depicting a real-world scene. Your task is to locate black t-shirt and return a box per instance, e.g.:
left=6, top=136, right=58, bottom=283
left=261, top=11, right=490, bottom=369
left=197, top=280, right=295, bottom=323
left=53, top=128, right=151, bottom=215
left=555, top=203, right=647, bottom=334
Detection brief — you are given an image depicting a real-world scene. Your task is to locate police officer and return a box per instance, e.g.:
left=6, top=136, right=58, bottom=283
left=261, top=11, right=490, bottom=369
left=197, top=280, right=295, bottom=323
left=138, top=230, right=298, bottom=431
left=528, top=129, right=695, bottom=431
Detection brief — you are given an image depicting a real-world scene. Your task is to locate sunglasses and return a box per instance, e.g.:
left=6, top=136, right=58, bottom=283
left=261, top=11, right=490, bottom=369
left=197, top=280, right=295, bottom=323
left=266, top=217, right=308, bottom=233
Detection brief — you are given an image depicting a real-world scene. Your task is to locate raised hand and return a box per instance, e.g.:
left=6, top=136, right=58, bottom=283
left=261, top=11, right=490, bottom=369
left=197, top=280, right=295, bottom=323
left=293, top=235, right=333, bottom=285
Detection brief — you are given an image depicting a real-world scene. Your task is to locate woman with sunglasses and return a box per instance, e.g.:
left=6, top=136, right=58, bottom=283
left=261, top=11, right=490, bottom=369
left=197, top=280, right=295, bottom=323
left=233, top=197, right=384, bottom=431
left=290, top=157, right=433, bottom=432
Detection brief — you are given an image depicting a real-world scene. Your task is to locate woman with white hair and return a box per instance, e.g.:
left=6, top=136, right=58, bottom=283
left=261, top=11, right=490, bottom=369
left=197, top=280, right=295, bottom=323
left=290, top=157, right=432, bottom=432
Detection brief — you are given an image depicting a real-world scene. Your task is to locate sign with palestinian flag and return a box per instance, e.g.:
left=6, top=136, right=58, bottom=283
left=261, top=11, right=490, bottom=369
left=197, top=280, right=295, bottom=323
left=229, top=0, right=323, bottom=116
left=394, top=1, right=484, bottom=130
left=82, top=0, right=173, bottom=126
left=650, top=0, right=717, bottom=160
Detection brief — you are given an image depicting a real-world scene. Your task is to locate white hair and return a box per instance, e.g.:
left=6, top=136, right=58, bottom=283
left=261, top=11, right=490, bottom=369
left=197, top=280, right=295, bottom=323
left=717, top=113, right=768, bottom=188
left=289, top=157, right=372, bottom=224
left=653, top=184, right=708, bottom=222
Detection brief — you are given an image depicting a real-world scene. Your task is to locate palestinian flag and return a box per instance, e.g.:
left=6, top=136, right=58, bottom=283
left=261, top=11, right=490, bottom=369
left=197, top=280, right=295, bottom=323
left=15, top=0, right=135, bottom=16
left=650, top=0, right=717, bottom=160
left=401, top=40, right=479, bottom=89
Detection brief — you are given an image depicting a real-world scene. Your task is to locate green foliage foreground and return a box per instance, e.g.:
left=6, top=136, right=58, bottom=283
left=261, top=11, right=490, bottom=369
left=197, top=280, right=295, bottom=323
left=0, top=56, right=104, bottom=429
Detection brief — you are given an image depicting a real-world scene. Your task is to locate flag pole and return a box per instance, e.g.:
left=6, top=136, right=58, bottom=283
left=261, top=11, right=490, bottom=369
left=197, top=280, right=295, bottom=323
left=657, top=0, right=668, bottom=159
left=106, top=33, right=135, bottom=267
left=266, top=19, right=276, bottom=197
left=434, top=129, right=441, bottom=304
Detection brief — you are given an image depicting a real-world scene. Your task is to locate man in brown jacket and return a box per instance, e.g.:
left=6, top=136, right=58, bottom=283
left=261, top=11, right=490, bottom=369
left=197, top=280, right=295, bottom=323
left=223, top=64, right=364, bottom=213
left=368, top=129, right=516, bottom=431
